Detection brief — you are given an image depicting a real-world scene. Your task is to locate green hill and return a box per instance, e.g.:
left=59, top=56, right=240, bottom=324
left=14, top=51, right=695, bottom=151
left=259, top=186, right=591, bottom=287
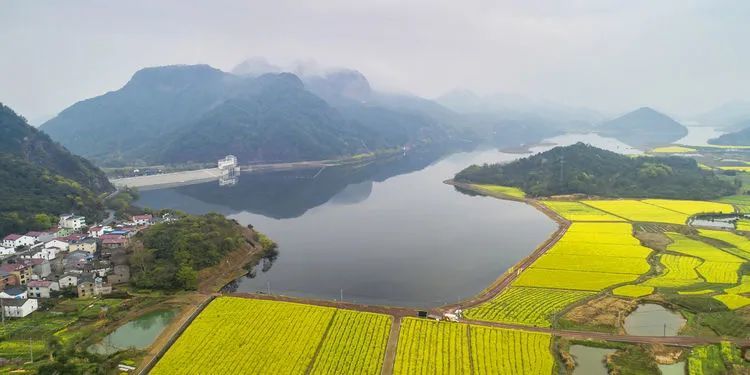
left=455, top=143, right=735, bottom=199
left=0, top=103, right=113, bottom=235
left=709, top=124, right=750, bottom=146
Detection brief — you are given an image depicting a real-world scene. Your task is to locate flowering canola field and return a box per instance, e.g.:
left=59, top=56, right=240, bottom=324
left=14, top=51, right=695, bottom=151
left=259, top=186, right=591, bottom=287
left=152, top=297, right=391, bottom=375
left=540, top=201, right=624, bottom=222
left=393, top=318, right=554, bottom=375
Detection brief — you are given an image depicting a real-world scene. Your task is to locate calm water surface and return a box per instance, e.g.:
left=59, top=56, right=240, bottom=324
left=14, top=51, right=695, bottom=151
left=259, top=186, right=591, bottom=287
left=569, top=345, right=614, bottom=375
left=624, top=304, right=686, bottom=336
left=138, top=148, right=556, bottom=307
left=88, top=310, right=176, bottom=354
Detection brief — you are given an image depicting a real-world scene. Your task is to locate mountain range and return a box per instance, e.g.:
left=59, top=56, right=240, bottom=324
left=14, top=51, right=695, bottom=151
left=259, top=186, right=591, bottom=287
left=0, top=103, right=113, bottom=235
left=40, top=63, right=599, bottom=167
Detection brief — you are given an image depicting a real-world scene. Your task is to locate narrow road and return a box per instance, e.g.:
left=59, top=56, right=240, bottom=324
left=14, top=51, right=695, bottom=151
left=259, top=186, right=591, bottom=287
left=381, top=317, right=402, bottom=375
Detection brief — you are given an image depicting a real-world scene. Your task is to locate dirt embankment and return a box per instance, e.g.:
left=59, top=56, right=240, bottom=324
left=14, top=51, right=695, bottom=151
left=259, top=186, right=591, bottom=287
left=197, top=226, right=267, bottom=293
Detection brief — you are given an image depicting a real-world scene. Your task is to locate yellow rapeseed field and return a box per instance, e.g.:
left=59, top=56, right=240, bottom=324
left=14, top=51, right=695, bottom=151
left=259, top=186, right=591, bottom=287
left=583, top=200, right=689, bottom=224
left=713, top=294, right=750, bottom=310
left=612, top=285, right=654, bottom=298
left=464, top=287, right=594, bottom=327
left=642, top=254, right=704, bottom=288
left=650, top=146, right=697, bottom=153
left=698, top=229, right=750, bottom=256
left=472, top=184, right=526, bottom=199
left=513, top=268, right=639, bottom=291
left=540, top=201, right=625, bottom=222
left=642, top=199, right=735, bottom=216
left=152, top=297, right=391, bottom=375
left=393, top=318, right=555, bottom=375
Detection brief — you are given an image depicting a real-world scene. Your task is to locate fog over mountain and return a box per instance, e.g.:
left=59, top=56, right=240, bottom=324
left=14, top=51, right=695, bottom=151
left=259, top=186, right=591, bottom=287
left=3, top=1, right=750, bottom=121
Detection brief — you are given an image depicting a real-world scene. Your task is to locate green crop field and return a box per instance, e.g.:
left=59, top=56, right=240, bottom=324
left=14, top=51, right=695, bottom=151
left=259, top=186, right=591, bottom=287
left=152, top=297, right=391, bottom=375
left=642, top=254, right=704, bottom=288
left=583, top=200, right=689, bottom=224
left=718, top=195, right=750, bottom=213
left=393, top=318, right=554, bottom=375
left=540, top=201, right=625, bottom=222
left=464, top=287, right=594, bottom=327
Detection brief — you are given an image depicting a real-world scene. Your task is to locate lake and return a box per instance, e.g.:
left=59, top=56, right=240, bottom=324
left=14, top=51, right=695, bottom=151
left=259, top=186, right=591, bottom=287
left=138, top=147, right=557, bottom=307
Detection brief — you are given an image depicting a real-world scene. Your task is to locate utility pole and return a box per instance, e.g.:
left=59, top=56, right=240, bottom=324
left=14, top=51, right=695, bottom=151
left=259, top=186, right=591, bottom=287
left=340, top=289, right=343, bottom=302
left=266, top=281, right=271, bottom=295
left=663, top=323, right=667, bottom=337
left=29, top=337, right=33, bottom=363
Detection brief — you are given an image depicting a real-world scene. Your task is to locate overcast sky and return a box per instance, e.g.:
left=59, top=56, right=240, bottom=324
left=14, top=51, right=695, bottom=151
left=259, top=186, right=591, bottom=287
left=2, top=0, right=750, bottom=123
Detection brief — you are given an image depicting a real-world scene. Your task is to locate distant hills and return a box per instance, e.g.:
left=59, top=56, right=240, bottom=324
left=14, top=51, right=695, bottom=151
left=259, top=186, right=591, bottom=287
left=709, top=125, right=750, bottom=146
left=598, top=107, right=687, bottom=147
left=695, top=100, right=750, bottom=130
left=41, top=63, right=573, bottom=167
left=0, top=103, right=113, bottom=235
left=41, top=65, right=465, bottom=166
left=455, top=143, right=735, bottom=199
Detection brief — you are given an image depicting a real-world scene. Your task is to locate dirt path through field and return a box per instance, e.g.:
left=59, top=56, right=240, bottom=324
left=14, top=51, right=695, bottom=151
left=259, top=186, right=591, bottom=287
left=381, top=316, right=402, bottom=375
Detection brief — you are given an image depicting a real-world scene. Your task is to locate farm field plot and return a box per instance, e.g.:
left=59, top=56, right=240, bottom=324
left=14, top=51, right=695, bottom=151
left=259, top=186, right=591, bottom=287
left=725, top=276, right=750, bottom=295
left=696, top=262, right=741, bottom=284
left=642, top=254, right=704, bottom=288
left=513, top=268, right=639, bottom=291
left=718, top=195, right=750, bottom=213
left=549, top=241, right=652, bottom=258
left=540, top=201, right=625, bottom=222
left=152, top=297, right=391, bottom=375
left=393, top=318, right=471, bottom=375
left=531, top=253, right=650, bottom=274
left=583, top=200, right=689, bottom=224
left=641, top=199, right=735, bottom=216
left=559, top=222, right=642, bottom=245
left=471, top=184, right=526, bottom=199
left=650, top=146, right=697, bottom=153
left=713, top=294, right=750, bottom=310
left=464, top=287, right=594, bottom=327
left=469, top=325, right=554, bottom=374
left=698, top=229, right=750, bottom=255
left=311, top=310, right=391, bottom=375
left=393, top=319, right=555, bottom=375
left=666, top=233, right=744, bottom=263
left=737, top=219, right=750, bottom=232
left=612, top=285, right=654, bottom=297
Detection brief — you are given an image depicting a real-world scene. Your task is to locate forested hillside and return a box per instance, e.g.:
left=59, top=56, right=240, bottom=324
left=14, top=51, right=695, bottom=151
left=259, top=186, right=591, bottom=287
left=455, top=143, right=736, bottom=199
left=0, top=103, right=112, bottom=235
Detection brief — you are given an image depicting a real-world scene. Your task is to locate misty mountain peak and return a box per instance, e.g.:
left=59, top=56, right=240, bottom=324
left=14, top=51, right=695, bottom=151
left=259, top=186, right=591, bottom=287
left=304, top=69, right=372, bottom=103
left=127, top=64, right=228, bottom=89
left=231, top=57, right=282, bottom=76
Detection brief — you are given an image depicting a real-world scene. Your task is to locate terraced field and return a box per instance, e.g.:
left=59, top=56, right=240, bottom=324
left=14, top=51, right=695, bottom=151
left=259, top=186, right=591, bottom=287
left=718, top=195, right=750, bottom=213
left=464, top=287, right=595, bottom=327
left=393, top=318, right=555, bottom=375
left=540, top=201, right=624, bottom=222
left=698, top=229, right=750, bottom=256
left=642, top=254, right=704, bottom=288
left=152, top=297, right=391, bottom=375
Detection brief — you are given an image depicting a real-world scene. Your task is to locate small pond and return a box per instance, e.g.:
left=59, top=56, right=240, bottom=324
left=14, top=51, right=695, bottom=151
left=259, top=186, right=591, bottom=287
left=624, top=304, right=685, bottom=336
left=658, top=362, right=686, bottom=375
left=689, top=214, right=741, bottom=230
left=88, top=310, right=177, bottom=355
left=569, top=345, right=614, bottom=375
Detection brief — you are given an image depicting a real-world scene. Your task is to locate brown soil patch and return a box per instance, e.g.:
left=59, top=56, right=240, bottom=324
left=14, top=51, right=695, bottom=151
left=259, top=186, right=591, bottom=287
left=635, top=231, right=671, bottom=252
left=564, top=296, right=638, bottom=329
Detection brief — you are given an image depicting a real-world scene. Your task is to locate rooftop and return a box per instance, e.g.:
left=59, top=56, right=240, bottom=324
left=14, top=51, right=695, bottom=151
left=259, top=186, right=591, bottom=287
left=3, top=234, right=22, bottom=241
left=1, top=298, right=33, bottom=307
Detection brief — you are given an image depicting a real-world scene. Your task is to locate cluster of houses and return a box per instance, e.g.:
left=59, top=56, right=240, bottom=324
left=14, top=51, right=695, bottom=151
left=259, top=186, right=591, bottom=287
left=0, top=213, right=157, bottom=319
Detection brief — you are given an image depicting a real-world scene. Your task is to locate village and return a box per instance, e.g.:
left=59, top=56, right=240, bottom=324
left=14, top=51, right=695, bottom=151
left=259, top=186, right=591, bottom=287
left=0, top=212, right=166, bottom=320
